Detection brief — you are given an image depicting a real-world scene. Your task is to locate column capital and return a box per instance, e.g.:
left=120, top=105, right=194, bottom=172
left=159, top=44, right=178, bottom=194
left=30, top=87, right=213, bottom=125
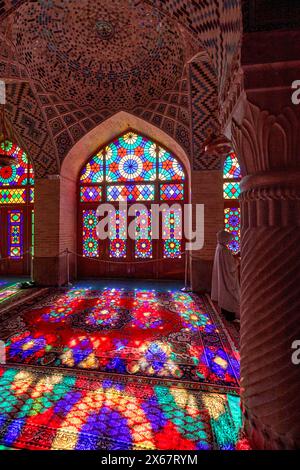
left=232, top=99, right=300, bottom=175
left=240, top=170, right=300, bottom=198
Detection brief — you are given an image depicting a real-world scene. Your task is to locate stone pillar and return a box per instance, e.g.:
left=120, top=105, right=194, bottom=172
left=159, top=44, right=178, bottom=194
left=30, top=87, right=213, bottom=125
left=33, top=176, right=77, bottom=286
left=239, top=171, right=300, bottom=449
left=230, top=26, right=300, bottom=448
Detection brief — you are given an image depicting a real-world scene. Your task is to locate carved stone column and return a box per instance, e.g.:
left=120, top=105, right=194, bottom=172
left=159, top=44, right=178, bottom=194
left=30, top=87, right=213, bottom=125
left=230, top=24, right=300, bottom=447
left=239, top=171, right=300, bottom=449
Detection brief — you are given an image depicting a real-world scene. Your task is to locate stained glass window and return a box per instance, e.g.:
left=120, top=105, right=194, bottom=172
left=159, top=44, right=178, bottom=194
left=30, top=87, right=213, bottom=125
left=160, top=184, right=184, bottom=201
left=223, top=152, right=241, bottom=253
left=106, top=132, right=156, bottom=182
left=107, top=184, right=155, bottom=202
left=223, top=182, right=240, bottom=200
left=223, top=152, right=241, bottom=179
left=0, top=141, right=33, bottom=187
left=80, top=152, right=104, bottom=183
left=162, top=208, right=182, bottom=258
left=0, top=141, right=34, bottom=266
left=158, top=148, right=185, bottom=181
left=31, top=210, right=35, bottom=255
left=109, top=209, right=127, bottom=258
left=0, top=188, right=26, bottom=204
left=82, top=210, right=99, bottom=258
left=80, top=186, right=102, bottom=202
left=135, top=208, right=152, bottom=259
left=79, top=131, right=186, bottom=262
left=8, top=210, right=23, bottom=259
left=224, top=208, right=240, bottom=253
left=30, top=187, right=34, bottom=204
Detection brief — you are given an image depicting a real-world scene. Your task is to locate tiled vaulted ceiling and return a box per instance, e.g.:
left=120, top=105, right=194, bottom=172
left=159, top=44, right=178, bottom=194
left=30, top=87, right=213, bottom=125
left=0, top=0, right=243, bottom=175
left=12, top=0, right=196, bottom=111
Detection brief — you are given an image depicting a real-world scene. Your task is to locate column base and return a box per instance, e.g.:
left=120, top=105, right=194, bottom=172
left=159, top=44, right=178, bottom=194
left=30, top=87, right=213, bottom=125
left=243, top=410, right=300, bottom=450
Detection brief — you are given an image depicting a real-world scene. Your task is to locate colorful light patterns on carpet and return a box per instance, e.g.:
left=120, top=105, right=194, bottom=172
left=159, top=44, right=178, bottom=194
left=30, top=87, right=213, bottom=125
left=223, top=153, right=241, bottom=180
left=1, top=288, right=239, bottom=389
left=0, top=365, right=249, bottom=451
left=0, top=283, right=20, bottom=304
left=224, top=208, right=240, bottom=253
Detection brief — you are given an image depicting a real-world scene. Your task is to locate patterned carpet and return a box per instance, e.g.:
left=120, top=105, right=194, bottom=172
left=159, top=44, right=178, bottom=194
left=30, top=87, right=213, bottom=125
left=0, top=278, right=44, bottom=314
left=0, top=282, right=21, bottom=306
left=0, top=365, right=249, bottom=450
left=0, top=287, right=239, bottom=390
left=0, top=283, right=247, bottom=450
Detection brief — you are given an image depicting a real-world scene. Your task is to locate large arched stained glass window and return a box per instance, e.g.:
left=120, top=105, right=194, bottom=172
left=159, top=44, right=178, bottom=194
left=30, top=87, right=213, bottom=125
left=223, top=151, right=241, bottom=253
left=79, top=131, right=186, bottom=263
left=0, top=141, right=34, bottom=264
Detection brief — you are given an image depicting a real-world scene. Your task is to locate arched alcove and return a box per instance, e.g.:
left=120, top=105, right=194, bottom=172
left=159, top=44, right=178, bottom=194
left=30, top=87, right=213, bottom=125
left=53, top=112, right=191, bottom=282
left=61, top=111, right=191, bottom=182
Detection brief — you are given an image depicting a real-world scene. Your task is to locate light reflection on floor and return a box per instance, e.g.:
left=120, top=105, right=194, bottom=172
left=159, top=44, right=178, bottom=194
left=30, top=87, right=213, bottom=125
left=4, top=285, right=240, bottom=387
left=0, top=366, right=249, bottom=450
left=0, top=279, right=247, bottom=450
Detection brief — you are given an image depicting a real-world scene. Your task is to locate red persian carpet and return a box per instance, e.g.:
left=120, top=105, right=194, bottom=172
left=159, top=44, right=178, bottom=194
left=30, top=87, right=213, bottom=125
left=0, top=364, right=249, bottom=450
left=0, top=286, right=248, bottom=450
left=0, top=287, right=239, bottom=390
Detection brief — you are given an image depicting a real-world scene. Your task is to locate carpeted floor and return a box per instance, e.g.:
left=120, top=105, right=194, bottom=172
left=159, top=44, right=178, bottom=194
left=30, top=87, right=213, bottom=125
left=0, top=281, right=247, bottom=450
left=0, top=277, right=43, bottom=312
left=0, top=282, right=21, bottom=306
left=1, top=286, right=239, bottom=389
left=0, top=364, right=249, bottom=450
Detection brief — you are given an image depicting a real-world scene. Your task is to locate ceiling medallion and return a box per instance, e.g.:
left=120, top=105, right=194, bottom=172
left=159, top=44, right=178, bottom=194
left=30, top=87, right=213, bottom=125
left=95, top=20, right=115, bottom=40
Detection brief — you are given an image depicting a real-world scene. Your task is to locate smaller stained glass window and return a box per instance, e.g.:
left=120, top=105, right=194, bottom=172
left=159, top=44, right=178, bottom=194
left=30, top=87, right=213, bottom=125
left=158, top=148, right=185, bottom=181
left=80, top=186, right=102, bottom=202
left=107, top=184, right=155, bottom=202
left=162, top=208, right=182, bottom=258
left=223, top=182, right=240, bottom=200
left=224, top=152, right=241, bottom=179
left=135, top=208, right=152, bottom=259
left=0, top=141, right=31, bottom=187
left=0, top=189, right=26, bottom=204
left=224, top=208, right=240, bottom=253
left=80, top=152, right=104, bottom=184
left=82, top=210, right=99, bottom=258
left=106, top=133, right=156, bottom=183
left=31, top=210, right=34, bottom=255
left=30, top=187, right=34, bottom=204
left=160, top=184, right=184, bottom=201
left=8, top=210, right=23, bottom=259
left=109, top=209, right=127, bottom=258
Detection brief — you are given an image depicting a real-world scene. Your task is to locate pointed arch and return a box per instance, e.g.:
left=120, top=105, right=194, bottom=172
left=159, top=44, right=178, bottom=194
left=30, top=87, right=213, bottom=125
left=61, top=111, right=191, bottom=183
